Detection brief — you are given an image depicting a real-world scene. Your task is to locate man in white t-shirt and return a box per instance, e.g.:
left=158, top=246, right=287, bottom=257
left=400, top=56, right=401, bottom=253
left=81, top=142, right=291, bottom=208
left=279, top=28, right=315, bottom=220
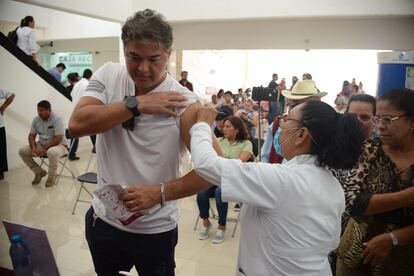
left=69, top=9, right=220, bottom=276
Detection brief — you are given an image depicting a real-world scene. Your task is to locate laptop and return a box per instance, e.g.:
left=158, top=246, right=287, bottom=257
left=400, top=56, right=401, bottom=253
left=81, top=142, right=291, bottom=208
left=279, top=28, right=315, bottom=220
left=2, top=221, right=60, bottom=276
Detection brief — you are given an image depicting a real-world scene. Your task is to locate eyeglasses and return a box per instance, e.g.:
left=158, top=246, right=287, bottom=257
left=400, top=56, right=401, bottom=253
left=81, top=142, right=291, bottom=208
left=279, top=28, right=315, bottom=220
left=374, top=114, right=406, bottom=126
left=278, top=114, right=301, bottom=125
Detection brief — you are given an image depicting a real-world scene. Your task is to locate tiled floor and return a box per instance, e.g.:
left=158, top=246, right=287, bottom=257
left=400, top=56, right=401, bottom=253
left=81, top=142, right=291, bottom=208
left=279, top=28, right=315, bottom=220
left=0, top=151, right=239, bottom=275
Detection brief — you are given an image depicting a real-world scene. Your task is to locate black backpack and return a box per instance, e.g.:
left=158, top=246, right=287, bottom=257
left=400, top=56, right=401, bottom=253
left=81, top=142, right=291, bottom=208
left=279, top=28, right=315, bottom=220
left=7, top=27, right=19, bottom=44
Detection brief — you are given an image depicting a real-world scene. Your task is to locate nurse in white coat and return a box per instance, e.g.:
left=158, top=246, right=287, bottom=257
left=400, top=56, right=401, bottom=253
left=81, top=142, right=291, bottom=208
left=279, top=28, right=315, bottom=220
left=127, top=101, right=365, bottom=275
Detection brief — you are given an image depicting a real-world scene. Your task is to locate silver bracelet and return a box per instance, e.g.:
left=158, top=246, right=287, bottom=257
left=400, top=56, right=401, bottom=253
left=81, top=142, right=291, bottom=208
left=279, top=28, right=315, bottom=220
left=160, top=182, right=165, bottom=207
left=389, top=232, right=399, bottom=246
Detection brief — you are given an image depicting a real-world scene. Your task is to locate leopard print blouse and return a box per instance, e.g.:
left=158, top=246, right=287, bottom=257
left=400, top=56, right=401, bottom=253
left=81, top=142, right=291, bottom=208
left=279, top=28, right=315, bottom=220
left=337, top=138, right=414, bottom=275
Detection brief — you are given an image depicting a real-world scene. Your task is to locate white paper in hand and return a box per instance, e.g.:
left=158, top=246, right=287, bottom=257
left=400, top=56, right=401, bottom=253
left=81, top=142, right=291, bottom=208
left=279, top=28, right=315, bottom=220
left=94, top=184, right=143, bottom=225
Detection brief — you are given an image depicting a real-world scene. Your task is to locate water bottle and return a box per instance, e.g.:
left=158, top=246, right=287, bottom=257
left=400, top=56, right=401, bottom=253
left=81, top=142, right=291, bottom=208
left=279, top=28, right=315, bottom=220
left=9, top=234, right=34, bottom=276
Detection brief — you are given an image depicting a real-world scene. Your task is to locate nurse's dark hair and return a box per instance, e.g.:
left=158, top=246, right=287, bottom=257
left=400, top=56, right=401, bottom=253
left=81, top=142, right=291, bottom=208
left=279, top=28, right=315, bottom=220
left=300, top=101, right=364, bottom=170
left=121, top=9, right=173, bottom=50
left=379, top=88, right=414, bottom=118
left=20, top=16, right=34, bottom=27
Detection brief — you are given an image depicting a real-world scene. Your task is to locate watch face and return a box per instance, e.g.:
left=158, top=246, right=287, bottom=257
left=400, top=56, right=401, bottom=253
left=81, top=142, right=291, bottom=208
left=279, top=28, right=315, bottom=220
left=127, top=97, right=137, bottom=108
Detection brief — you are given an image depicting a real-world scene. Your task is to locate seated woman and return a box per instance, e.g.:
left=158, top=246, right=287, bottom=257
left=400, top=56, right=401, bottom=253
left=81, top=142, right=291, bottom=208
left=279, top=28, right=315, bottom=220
left=197, top=116, right=253, bottom=243
left=336, top=88, right=414, bottom=276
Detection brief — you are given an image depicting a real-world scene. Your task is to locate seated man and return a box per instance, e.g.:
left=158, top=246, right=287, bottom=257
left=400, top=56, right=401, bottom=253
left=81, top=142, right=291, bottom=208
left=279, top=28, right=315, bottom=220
left=18, top=100, right=68, bottom=187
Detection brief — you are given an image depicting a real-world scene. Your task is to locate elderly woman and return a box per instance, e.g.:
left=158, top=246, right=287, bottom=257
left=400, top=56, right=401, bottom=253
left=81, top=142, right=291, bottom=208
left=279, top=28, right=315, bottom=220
left=128, top=100, right=364, bottom=275
left=336, top=88, right=414, bottom=275
left=189, top=101, right=364, bottom=275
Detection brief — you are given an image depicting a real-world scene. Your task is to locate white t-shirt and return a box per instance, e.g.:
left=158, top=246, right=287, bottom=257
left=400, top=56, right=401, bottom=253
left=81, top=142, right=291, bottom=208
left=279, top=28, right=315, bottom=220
left=71, top=78, right=89, bottom=105
left=0, top=89, right=12, bottom=128
left=83, top=62, right=201, bottom=234
left=16, top=26, right=40, bottom=55
left=190, top=122, right=344, bottom=276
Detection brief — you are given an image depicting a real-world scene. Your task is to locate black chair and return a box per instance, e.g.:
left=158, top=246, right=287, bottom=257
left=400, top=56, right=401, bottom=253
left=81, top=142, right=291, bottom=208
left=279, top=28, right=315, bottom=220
left=72, top=145, right=97, bottom=214
left=72, top=172, right=97, bottom=214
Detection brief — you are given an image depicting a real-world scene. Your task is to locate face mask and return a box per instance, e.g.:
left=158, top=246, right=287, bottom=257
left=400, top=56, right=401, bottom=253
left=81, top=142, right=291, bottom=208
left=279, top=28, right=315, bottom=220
left=273, top=127, right=301, bottom=157
left=273, top=127, right=284, bottom=156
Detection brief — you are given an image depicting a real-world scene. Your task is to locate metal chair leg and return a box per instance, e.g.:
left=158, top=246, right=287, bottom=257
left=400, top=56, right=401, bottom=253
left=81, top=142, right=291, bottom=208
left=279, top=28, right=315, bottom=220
left=193, top=215, right=200, bottom=231
left=72, top=182, right=84, bottom=215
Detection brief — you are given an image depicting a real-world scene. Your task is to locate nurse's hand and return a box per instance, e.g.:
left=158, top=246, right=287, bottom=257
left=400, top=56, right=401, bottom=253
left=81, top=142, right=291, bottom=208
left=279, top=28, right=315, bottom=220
left=196, top=106, right=217, bottom=126
left=119, top=184, right=161, bottom=212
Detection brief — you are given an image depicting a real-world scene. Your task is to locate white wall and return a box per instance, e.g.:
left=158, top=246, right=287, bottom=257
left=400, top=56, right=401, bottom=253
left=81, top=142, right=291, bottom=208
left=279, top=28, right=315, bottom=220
left=39, top=37, right=120, bottom=72
left=171, top=17, right=414, bottom=51
left=0, top=0, right=121, bottom=41
left=14, top=0, right=414, bottom=23
left=135, top=0, right=414, bottom=22
left=182, top=49, right=379, bottom=105
left=3, top=0, right=413, bottom=51
left=0, top=46, right=75, bottom=169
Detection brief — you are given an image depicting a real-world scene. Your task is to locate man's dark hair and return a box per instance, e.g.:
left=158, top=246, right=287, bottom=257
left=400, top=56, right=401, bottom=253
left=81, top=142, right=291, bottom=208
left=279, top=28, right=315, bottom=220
left=380, top=88, right=414, bottom=118
left=181, top=71, right=188, bottom=74
left=272, top=73, right=278, bottom=78
left=37, top=100, right=51, bottom=109
left=346, top=94, right=376, bottom=115
left=83, top=69, right=93, bottom=79
left=215, top=111, right=228, bottom=121
left=121, top=9, right=173, bottom=50
left=224, top=91, right=233, bottom=96
left=67, top=72, right=79, bottom=82
left=300, top=101, right=364, bottom=170
left=218, top=105, right=233, bottom=116
left=56, top=63, right=66, bottom=70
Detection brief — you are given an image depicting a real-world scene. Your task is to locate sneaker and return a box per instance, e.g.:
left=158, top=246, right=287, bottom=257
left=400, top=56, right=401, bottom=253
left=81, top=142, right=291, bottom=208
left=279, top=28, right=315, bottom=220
left=234, top=203, right=242, bottom=212
left=32, top=170, right=47, bottom=185
left=198, top=224, right=211, bottom=240
left=45, top=176, right=56, bottom=187
left=69, top=155, right=80, bottom=161
left=212, top=229, right=226, bottom=244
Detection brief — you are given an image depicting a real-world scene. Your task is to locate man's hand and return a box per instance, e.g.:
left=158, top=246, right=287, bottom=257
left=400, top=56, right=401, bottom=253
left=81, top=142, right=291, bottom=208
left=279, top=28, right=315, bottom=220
left=119, top=184, right=162, bottom=212
left=137, top=92, right=188, bottom=116
left=32, top=147, right=45, bottom=157
left=362, top=233, right=393, bottom=266
left=196, top=106, right=217, bottom=126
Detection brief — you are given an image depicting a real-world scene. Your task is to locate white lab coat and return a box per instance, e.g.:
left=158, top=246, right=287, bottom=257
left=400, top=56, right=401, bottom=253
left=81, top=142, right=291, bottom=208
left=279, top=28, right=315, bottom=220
left=190, top=122, right=344, bottom=276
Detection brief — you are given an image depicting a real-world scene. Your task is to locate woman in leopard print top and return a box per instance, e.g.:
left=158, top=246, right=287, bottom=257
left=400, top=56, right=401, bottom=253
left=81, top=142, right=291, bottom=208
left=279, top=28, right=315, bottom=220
left=336, top=88, right=414, bottom=276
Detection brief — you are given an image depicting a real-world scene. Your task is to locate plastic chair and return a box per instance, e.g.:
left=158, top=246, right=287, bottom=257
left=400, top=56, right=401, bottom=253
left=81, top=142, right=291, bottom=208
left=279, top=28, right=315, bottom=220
left=193, top=200, right=241, bottom=238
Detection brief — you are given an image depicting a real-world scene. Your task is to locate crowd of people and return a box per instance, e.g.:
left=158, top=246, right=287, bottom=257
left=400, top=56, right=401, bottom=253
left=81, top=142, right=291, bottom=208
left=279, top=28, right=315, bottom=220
left=1, top=9, right=414, bottom=276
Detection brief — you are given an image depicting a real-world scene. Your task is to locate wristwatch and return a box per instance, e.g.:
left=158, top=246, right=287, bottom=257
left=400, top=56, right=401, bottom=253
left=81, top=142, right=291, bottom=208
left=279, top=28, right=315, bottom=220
left=389, top=232, right=399, bottom=246
left=125, top=96, right=141, bottom=117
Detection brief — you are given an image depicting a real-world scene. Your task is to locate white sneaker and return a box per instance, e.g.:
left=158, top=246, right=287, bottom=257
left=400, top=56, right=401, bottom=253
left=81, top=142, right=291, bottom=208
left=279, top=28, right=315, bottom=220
left=198, top=224, right=211, bottom=240
left=212, top=229, right=226, bottom=244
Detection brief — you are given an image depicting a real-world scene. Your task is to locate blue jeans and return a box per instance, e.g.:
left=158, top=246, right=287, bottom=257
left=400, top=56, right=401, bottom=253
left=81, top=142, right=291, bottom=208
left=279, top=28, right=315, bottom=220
left=197, top=186, right=228, bottom=226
